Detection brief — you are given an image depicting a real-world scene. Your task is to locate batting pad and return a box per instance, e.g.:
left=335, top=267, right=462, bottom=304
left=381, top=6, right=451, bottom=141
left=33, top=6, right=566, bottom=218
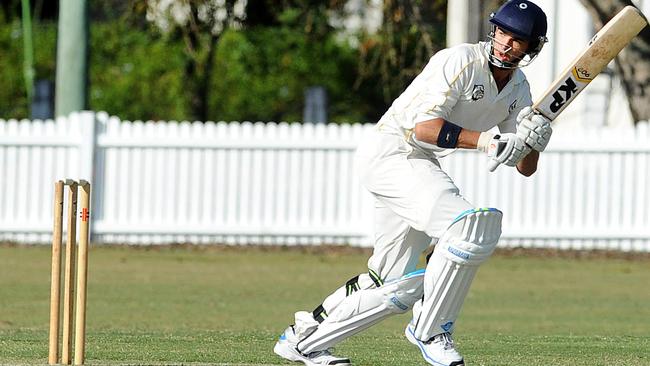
left=297, top=270, right=424, bottom=354
left=414, top=208, right=502, bottom=341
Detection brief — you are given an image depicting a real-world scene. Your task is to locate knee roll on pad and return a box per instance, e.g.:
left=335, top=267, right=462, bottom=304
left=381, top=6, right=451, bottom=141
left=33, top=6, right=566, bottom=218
left=437, top=208, right=502, bottom=265
left=297, top=270, right=424, bottom=354
left=382, top=269, right=425, bottom=314
left=414, top=208, right=502, bottom=341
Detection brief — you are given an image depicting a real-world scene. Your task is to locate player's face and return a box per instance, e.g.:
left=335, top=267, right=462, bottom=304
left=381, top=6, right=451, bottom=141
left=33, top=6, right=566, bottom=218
left=492, top=27, right=530, bottom=64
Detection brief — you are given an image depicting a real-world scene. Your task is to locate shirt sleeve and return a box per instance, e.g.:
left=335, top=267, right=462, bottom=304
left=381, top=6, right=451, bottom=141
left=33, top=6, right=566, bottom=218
left=406, top=48, right=474, bottom=127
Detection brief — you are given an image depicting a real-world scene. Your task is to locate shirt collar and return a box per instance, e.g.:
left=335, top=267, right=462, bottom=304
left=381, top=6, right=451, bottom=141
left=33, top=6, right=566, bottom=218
left=478, top=41, right=526, bottom=92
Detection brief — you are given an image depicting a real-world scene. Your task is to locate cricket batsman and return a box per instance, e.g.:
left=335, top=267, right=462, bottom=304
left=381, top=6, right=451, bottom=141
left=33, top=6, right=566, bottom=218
left=274, top=1, right=553, bottom=365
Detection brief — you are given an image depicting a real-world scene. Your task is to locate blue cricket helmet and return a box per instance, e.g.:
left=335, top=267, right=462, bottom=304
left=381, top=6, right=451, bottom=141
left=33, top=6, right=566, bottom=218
left=489, top=0, right=548, bottom=59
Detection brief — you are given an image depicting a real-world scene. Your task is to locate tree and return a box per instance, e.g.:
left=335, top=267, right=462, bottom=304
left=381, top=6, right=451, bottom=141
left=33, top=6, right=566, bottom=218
left=143, top=0, right=351, bottom=122
left=354, top=0, right=447, bottom=118
left=579, top=0, right=650, bottom=123
left=143, top=0, right=246, bottom=122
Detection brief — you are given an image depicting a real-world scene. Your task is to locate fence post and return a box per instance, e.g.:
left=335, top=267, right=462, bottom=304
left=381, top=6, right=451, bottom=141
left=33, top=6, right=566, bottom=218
left=75, top=111, right=97, bottom=243
left=77, top=111, right=96, bottom=182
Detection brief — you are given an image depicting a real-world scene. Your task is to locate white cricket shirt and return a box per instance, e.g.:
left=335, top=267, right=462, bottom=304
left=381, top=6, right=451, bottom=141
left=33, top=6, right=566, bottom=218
left=377, top=42, right=532, bottom=155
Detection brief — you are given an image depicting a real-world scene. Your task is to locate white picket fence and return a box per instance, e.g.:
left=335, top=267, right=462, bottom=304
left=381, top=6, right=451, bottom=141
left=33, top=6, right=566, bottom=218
left=1, top=111, right=649, bottom=252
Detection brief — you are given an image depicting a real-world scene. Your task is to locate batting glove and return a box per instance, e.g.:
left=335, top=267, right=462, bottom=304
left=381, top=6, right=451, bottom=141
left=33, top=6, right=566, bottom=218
left=516, top=106, right=553, bottom=152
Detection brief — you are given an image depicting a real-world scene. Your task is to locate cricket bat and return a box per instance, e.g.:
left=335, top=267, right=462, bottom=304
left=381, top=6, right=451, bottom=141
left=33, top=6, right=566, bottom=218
left=489, top=5, right=648, bottom=172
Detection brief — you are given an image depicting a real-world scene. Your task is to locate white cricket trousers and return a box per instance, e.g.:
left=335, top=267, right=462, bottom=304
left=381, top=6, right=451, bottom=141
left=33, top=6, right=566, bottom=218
left=289, top=127, right=476, bottom=353
left=355, top=127, right=473, bottom=281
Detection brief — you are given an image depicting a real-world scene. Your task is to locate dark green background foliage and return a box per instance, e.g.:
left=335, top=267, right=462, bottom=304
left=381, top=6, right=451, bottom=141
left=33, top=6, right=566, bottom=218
left=1, top=1, right=447, bottom=123
left=89, top=21, right=188, bottom=121
left=0, top=21, right=56, bottom=118
left=210, top=26, right=361, bottom=123
left=0, top=18, right=369, bottom=122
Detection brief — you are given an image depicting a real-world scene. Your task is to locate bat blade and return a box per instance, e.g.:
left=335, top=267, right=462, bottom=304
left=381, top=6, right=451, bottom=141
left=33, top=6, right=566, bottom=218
left=534, top=5, right=648, bottom=121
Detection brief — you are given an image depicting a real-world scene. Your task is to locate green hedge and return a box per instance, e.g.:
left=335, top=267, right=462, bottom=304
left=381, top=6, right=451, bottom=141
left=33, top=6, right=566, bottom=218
left=0, top=20, right=382, bottom=123
left=211, top=27, right=363, bottom=123
left=0, top=21, right=188, bottom=121
left=0, top=22, right=56, bottom=118
left=89, top=21, right=188, bottom=121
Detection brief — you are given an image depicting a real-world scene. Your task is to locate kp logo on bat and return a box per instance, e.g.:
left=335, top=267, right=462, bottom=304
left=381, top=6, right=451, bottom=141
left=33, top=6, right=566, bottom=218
left=548, top=64, right=596, bottom=113
left=549, top=77, right=578, bottom=113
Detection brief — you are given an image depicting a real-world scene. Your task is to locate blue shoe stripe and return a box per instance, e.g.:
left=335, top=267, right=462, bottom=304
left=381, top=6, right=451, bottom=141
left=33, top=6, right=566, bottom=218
left=407, top=326, right=449, bottom=366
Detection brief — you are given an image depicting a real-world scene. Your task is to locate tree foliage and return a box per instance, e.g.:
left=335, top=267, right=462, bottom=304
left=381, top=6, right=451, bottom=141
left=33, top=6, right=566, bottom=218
left=0, top=21, right=56, bottom=118
left=355, top=0, right=447, bottom=112
left=89, top=20, right=189, bottom=121
left=211, top=25, right=360, bottom=122
left=1, top=0, right=450, bottom=123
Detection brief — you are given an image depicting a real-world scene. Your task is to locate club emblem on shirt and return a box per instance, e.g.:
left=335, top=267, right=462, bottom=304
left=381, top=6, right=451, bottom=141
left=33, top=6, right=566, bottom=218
left=471, top=85, right=485, bottom=101
left=509, top=100, right=518, bottom=113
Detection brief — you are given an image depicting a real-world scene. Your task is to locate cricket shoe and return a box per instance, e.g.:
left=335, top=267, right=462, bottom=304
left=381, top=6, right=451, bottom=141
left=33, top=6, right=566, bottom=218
left=273, top=325, right=351, bottom=366
left=405, top=323, right=464, bottom=366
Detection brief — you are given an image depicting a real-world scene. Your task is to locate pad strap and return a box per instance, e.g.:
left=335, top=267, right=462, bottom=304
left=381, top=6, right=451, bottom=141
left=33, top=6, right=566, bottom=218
left=368, top=268, right=383, bottom=287
left=312, top=270, right=382, bottom=324
left=312, top=304, right=328, bottom=323
left=345, top=275, right=361, bottom=296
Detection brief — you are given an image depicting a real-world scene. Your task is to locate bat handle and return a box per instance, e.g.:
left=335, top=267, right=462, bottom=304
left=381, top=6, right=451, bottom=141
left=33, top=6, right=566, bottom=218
left=487, top=159, right=500, bottom=172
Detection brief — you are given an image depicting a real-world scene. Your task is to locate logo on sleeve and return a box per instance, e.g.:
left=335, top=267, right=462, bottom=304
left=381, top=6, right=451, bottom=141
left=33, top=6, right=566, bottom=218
left=509, top=99, right=518, bottom=113
left=471, top=85, right=485, bottom=101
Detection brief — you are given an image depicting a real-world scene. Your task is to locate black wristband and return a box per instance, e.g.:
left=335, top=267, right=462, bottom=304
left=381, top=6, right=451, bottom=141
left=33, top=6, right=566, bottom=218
left=437, top=121, right=462, bottom=148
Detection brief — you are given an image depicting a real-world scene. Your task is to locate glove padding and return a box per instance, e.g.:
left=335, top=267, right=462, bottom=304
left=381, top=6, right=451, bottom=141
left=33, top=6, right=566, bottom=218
left=516, top=106, right=552, bottom=152
left=486, top=133, right=531, bottom=167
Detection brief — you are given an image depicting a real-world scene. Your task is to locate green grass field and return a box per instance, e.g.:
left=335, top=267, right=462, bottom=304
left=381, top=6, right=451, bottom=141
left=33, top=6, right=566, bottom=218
left=1, top=244, right=649, bottom=366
